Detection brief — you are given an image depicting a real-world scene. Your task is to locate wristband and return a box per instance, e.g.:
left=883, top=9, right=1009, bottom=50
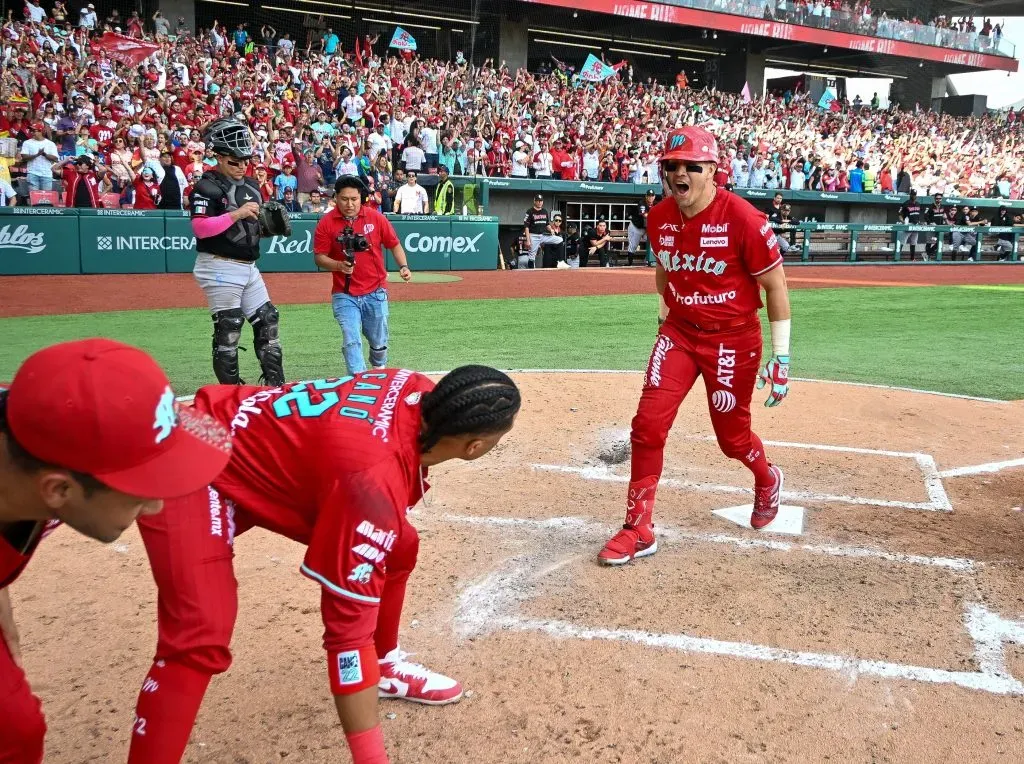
left=346, top=726, right=388, bottom=764
left=769, top=319, right=791, bottom=357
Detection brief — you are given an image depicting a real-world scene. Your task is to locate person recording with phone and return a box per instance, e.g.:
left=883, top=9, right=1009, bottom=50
left=313, top=175, right=413, bottom=375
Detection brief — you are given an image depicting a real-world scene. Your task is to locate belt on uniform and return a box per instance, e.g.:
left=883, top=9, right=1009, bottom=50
left=200, top=252, right=253, bottom=264
left=676, top=315, right=758, bottom=333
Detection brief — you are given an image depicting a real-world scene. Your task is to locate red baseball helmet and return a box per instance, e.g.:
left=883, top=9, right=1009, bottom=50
left=660, top=126, right=719, bottom=163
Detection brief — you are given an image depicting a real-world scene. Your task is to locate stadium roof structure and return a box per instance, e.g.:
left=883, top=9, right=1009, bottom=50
left=520, top=0, right=1018, bottom=73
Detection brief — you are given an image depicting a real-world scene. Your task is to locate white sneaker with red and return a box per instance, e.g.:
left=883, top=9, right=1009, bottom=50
left=378, top=647, right=463, bottom=705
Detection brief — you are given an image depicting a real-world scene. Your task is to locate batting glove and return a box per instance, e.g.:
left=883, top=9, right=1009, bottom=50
left=757, top=354, right=790, bottom=408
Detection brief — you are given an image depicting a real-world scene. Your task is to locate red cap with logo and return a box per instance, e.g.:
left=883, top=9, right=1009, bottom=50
left=6, top=339, right=232, bottom=499
left=660, top=126, right=719, bottom=164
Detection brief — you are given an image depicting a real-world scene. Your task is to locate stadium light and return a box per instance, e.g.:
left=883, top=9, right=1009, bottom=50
left=365, top=17, right=440, bottom=30
left=353, top=6, right=479, bottom=24
left=765, top=57, right=907, bottom=79
left=533, top=37, right=595, bottom=50
left=199, top=0, right=249, bottom=6
left=292, top=0, right=353, bottom=8
left=609, top=47, right=670, bottom=58
left=264, top=3, right=349, bottom=16
left=528, top=28, right=614, bottom=43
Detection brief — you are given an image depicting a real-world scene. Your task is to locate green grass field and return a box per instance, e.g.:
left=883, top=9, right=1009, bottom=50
left=1, top=285, right=1021, bottom=399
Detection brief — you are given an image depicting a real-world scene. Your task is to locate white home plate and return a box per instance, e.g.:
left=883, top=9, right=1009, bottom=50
left=712, top=504, right=806, bottom=535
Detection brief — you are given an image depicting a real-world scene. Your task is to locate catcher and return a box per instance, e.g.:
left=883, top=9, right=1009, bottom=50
left=190, top=118, right=292, bottom=387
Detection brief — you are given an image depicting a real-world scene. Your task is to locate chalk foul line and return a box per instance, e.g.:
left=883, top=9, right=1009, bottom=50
left=440, top=514, right=976, bottom=571
left=532, top=463, right=949, bottom=512
left=938, top=457, right=1024, bottom=478
left=451, top=532, right=1024, bottom=697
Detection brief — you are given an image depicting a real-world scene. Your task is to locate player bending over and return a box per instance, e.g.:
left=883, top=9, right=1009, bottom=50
left=599, top=127, right=792, bottom=566
left=0, top=340, right=232, bottom=763
left=127, top=366, right=521, bottom=764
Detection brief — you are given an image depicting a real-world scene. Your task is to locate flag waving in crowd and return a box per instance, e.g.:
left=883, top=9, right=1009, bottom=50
left=576, top=53, right=618, bottom=83
left=92, top=31, right=160, bottom=66
left=389, top=26, right=417, bottom=51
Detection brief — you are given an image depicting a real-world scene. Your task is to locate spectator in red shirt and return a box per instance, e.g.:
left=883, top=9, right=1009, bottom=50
left=312, top=175, right=413, bottom=375
left=130, top=166, right=160, bottom=209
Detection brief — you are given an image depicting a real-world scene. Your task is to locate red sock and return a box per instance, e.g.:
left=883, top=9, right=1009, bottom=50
left=127, top=660, right=212, bottom=764
left=374, top=572, right=409, bottom=660
left=746, top=433, right=774, bottom=485
left=625, top=475, right=659, bottom=528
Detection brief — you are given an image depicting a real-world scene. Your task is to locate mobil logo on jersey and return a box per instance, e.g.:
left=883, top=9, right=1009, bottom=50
left=656, top=249, right=727, bottom=276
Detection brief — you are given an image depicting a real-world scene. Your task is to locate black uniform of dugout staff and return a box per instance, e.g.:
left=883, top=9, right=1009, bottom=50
left=897, top=190, right=924, bottom=260
left=191, top=118, right=292, bottom=387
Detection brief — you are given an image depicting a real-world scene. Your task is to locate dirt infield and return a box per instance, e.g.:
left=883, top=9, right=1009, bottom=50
left=1, top=264, right=1023, bottom=317
left=13, top=372, right=1024, bottom=763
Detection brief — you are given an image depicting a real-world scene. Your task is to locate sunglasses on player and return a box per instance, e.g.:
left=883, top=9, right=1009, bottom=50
left=662, top=160, right=706, bottom=173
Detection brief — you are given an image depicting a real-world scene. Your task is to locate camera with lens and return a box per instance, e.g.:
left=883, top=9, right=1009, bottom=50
left=336, top=225, right=369, bottom=264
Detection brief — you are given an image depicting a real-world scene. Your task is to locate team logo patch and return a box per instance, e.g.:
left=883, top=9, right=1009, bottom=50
left=153, top=386, right=177, bottom=443
left=404, top=391, right=422, bottom=405
left=712, top=389, right=737, bottom=413
left=337, top=651, right=363, bottom=685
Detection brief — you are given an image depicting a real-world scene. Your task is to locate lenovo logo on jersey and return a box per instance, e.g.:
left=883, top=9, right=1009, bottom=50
left=700, top=236, right=728, bottom=248
left=352, top=543, right=386, bottom=564
left=656, top=250, right=727, bottom=276
left=356, top=520, right=397, bottom=552
left=701, top=223, right=728, bottom=234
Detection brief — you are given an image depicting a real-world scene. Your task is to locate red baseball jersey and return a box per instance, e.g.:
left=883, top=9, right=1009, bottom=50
left=192, top=370, right=433, bottom=645
left=0, top=519, right=61, bottom=590
left=649, top=190, right=782, bottom=327
left=312, top=205, right=400, bottom=297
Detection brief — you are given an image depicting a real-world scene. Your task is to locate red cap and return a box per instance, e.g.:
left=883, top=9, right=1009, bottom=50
left=6, top=339, right=232, bottom=499
left=660, top=127, right=719, bottom=163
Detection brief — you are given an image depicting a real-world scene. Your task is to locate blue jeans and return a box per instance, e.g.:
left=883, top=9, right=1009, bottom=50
left=332, top=288, right=389, bottom=374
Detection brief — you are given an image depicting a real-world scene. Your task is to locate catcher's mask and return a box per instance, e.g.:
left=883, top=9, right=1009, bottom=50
left=205, top=118, right=254, bottom=160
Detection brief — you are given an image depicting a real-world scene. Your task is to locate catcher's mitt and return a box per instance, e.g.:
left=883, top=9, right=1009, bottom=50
left=258, top=201, right=292, bottom=238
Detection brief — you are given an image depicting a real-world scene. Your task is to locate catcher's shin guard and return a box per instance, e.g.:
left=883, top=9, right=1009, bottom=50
left=250, top=301, right=285, bottom=386
left=212, top=308, right=245, bottom=385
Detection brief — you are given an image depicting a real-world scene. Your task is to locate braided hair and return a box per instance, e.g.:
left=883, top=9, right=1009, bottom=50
left=420, top=366, right=521, bottom=453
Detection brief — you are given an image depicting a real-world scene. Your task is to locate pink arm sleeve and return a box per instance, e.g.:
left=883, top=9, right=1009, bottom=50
left=192, top=213, right=234, bottom=238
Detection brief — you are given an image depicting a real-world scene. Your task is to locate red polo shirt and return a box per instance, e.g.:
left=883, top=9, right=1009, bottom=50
left=313, top=205, right=400, bottom=296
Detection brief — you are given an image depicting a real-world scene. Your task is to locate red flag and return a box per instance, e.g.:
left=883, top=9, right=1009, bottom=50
left=93, top=32, right=159, bottom=66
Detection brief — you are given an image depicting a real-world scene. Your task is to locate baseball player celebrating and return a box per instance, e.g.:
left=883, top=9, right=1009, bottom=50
left=598, top=126, right=792, bottom=566
left=127, top=366, right=521, bottom=764
left=0, top=339, right=232, bottom=763
left=191, top=118, right=291, bottom=387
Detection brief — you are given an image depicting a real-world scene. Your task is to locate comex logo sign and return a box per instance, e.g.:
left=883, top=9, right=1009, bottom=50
left=0, top=224, right=46, bottom=254
left=404, top=232, right=484, bottom=254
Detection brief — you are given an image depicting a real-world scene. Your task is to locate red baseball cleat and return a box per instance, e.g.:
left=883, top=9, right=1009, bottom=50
left=751, top=465, right=784, bottom=530
left=597, top=524, right=658, bottom=566
left=378, top=648, right=463, bottom=705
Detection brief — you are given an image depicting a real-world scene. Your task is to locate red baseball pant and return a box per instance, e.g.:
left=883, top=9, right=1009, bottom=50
left=630, top=323, right=773, bottom=502
left=0, top=637, right=46, bottom=764
left=128, top=486, right=417, bottom=763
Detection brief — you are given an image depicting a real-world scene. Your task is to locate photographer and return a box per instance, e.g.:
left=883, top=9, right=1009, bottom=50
left=313, top=176, right=413, bottom=375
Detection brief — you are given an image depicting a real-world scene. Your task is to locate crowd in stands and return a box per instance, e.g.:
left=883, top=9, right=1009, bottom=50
left=738, top=0, right=1010, bottom=56
left=1, top=3, right=1023, bottom=212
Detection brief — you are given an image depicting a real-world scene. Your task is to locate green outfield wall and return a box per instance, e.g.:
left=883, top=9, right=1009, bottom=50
left=0, top=210, right=499, bottom=275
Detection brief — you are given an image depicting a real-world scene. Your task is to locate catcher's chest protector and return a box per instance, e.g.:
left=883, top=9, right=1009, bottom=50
left=200, top=174, right=263, bottom=250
